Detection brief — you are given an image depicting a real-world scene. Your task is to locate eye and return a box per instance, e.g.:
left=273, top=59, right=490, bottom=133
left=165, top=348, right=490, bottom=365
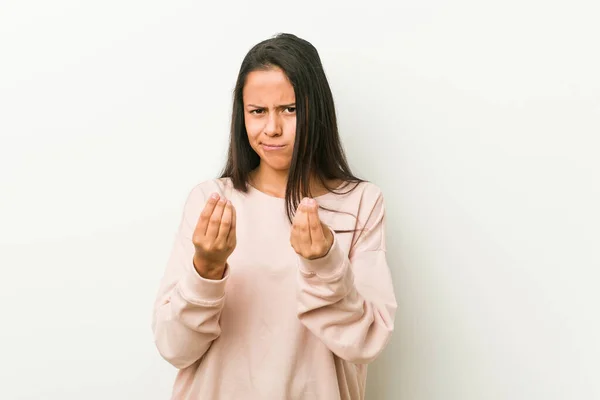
left=284, top=106, right=296, bottom=114
left=249, top=109, right=264, bottom=115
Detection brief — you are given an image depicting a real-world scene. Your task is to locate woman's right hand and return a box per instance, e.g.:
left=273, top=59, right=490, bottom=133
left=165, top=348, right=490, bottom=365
left=192, top=193, right=237, bottom=280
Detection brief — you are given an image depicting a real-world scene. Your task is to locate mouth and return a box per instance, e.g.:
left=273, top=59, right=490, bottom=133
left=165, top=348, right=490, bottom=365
left=261, top=144, right=286, bottom=151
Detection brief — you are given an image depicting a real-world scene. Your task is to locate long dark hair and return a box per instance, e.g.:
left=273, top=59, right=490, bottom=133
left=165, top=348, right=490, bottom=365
left=220, top=33, right=364, bottom=223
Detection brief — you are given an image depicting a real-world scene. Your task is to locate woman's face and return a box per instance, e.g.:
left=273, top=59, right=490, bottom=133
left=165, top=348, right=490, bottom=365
left=243, top=67, right=297, bottom=173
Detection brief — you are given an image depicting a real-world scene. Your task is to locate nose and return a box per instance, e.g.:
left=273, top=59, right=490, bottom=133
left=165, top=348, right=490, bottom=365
left=263, top=113, right=282, bottom=137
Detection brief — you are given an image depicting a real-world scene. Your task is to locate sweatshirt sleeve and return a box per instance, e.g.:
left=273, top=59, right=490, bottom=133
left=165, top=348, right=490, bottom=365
left=296, top=189, right=397, bottom=364
left=151, top=185, right=229, bottom=369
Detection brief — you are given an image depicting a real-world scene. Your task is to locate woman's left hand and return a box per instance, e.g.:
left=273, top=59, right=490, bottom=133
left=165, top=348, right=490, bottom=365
left=290, top=197, right=334, bottom=260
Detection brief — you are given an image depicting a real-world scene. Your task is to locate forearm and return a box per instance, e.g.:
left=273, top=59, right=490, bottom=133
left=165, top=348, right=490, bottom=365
left=153, top=264, right=229, bottom=369
left=296, top=240, right=397, bottom=364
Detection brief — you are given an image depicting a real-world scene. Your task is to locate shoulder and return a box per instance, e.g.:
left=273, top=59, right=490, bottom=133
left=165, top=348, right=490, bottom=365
left=339, top=181, right=386, bottom=230
left=336, top=180, right=384, bottom=209
left=182, top=177, right=235, bottom=218
left=356, top=180, right=384, bottom=200
left=333, top=181, right=387, bottom=251
left=186, top=177, right=235, bottom=203
left=355, top=181, right=385, bottom=223
left=324, top=180, right=385, bottom=228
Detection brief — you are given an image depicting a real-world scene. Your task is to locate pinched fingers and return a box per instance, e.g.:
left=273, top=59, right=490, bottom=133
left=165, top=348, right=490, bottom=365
left=227, top=202, right=237, bottom=247
left=291, top=200, right=311, bottom=247
left=206, top=198, right=227, bottom=240
left=195, top=192, right=220, bottom=237
left=216, top=200, right=233, bottom=244
left=306, top=200, right=325, bottom=243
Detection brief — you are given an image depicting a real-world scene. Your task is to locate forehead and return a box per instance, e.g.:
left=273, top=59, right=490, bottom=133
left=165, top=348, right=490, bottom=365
left=243, top=68, right=295, bottom=104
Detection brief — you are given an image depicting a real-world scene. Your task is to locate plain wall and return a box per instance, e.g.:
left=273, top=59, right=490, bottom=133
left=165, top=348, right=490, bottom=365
left=1, top=0, right=598, bottom=399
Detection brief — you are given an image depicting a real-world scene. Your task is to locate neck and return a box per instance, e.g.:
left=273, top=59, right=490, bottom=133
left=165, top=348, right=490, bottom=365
left=250, top=164, right=289, bottom=198
left=250, top=163, right=342, bottom=199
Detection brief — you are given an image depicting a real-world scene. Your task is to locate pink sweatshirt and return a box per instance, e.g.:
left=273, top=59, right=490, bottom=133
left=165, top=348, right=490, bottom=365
left=152, top=177, right=397, bottom=399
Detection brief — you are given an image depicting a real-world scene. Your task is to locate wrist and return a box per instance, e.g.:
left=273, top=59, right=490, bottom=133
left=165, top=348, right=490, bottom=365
left=193, top=256, right=226, bottom=280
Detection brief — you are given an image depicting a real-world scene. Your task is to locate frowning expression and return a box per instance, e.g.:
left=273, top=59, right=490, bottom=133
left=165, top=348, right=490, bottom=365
left=243, top=67, right=296, bottom=172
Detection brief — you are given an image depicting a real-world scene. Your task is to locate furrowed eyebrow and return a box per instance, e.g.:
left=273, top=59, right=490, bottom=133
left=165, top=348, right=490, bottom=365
left=245, top=103, right=296, bottom=109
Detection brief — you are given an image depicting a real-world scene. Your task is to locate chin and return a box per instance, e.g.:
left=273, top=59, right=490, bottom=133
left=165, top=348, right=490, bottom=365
left=261, top=160, right=291, bottom=172
left=269, top=163, right=291, bottom=172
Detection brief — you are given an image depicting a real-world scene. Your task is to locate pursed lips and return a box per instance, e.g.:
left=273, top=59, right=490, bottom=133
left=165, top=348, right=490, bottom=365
left=261, top=144, right=286, bottom=150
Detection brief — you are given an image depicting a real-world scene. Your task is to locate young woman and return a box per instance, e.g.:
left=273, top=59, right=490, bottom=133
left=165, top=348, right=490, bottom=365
left=152, top=33, right=397, bottom=400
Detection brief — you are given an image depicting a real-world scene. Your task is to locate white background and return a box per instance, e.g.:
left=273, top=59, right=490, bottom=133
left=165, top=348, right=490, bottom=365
left=1, top=0, right=599, bottom=399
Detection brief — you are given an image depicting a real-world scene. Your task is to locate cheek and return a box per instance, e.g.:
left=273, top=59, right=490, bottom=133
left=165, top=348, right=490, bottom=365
left=245, top=118, right=263, bottom=141
left=284, top=117, right=297, bottom=139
